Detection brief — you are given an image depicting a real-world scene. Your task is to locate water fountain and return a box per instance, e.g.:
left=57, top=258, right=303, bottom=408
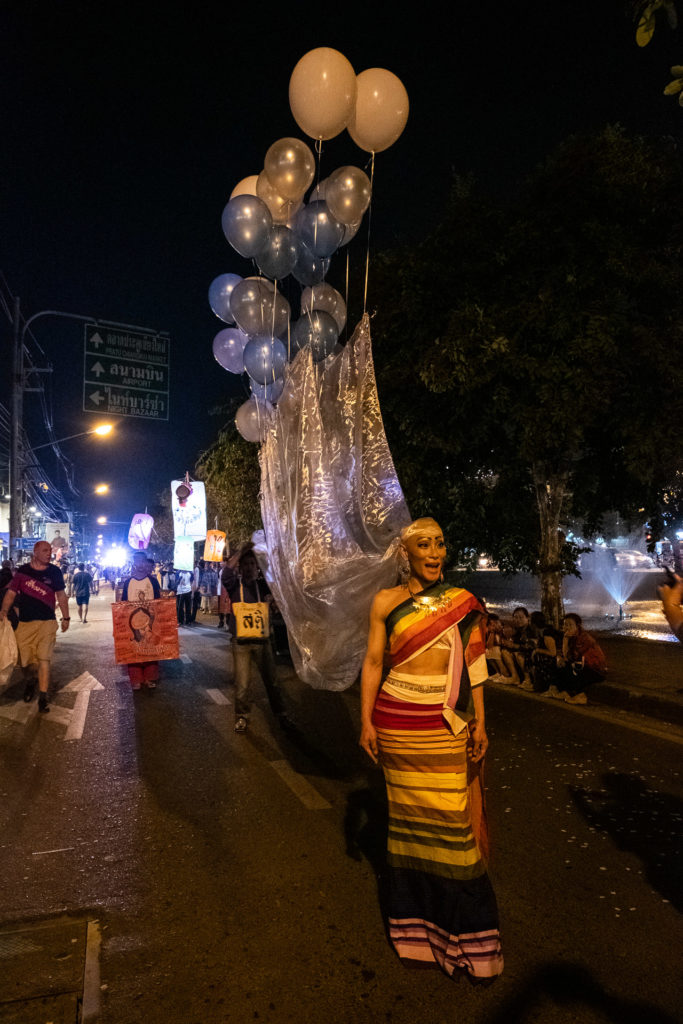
left=566, top=533, right=658, bottom=620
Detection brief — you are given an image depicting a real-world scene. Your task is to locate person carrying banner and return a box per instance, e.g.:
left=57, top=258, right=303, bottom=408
left=120, top=551, right=162, bottom=690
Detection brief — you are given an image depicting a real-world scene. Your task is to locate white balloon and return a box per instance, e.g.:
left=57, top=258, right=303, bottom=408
left=347, top=68, right=409, bottom=153
left=289, top=47, right=357, bottom=141
left=230, top=175, right=259, bottom=200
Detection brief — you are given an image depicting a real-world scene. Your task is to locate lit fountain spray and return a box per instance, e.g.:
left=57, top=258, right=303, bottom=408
left=579, top=543, right=640, bottom=619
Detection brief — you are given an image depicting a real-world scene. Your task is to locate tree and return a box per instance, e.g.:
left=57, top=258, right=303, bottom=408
left=195, top=407, right=262, bottom=547
left=371, top=127, right=683, bottom=625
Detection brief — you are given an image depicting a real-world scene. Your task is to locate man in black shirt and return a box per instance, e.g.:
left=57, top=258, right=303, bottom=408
left=72, top=562, right=94, bottom=623
left=0, top=541, right=70, bottom=712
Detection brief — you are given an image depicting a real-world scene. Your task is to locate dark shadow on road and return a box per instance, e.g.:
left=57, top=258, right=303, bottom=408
left=569, top=771, right=683, bottom=912
left=343, top=775, right=391, bottom=923
left=479, top=962, right=679, bottom=1023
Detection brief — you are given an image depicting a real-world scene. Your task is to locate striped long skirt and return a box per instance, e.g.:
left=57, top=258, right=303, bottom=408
left=372, top=691, right=503, bottom=980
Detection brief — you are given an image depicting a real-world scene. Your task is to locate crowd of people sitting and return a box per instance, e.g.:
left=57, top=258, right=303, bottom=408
left=485, top=605, right=607, bottom=705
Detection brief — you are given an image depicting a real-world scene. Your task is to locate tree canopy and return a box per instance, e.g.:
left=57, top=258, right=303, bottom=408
left=371, top=126, right=683, bottom=614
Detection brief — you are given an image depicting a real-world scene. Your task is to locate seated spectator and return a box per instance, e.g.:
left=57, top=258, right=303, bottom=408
left=530, top=610, right=562, bottom=693
left=546, top=613, right=607, bottom=705
left=485, top=612, right=514, bottom=682
left=500, top=606, right=540, bottom=689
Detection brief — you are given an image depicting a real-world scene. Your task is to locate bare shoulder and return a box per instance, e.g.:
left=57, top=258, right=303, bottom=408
left=372, top=584, right=409, bottom=619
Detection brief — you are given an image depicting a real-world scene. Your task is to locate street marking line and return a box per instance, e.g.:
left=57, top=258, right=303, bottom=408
left=32, top=847, right=75, bottom=856
left=82, top=920, right=102, bottom=1023
left=270, top=759, right=331, bottom=810
left=205, top=688, right=231, bottom=705
left=0, top=703, right=33, bottom=724
left=64, top=690, right=92, bottom=741
left=62, top=671, right=104, bottom=692
left=46, top=705, right=73, bottom=728
left=180, top=654, right=192, bottom=664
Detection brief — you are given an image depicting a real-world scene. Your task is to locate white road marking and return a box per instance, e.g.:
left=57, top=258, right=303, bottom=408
left=82, top=920, right=102, bottom=1023
left=0, top=703, right=33, bottom=724
left=32, top=847, right=75, bottom=856
left=62, top=671, right=104, bottom=693
left=270, top=759, right=331, bottom=810
left=180, top=654, right=192, bottom=664
left=64, top=690, right=92, bottom=740
left=205, top=688, right=231, bottom=705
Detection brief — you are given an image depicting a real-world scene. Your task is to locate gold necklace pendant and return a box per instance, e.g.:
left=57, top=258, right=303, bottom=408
left=408, top=585, right=452, bottom=615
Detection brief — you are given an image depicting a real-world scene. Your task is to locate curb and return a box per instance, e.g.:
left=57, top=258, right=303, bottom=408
left=588, top=681, right=683, bottom=727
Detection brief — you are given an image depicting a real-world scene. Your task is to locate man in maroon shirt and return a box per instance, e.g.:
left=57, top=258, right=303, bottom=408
left=0, top=541, right=70, bottom=712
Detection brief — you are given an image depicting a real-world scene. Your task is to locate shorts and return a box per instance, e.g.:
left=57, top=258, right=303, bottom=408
left=75, top=594, right=90, bottom=606
left=15, top=619, right=58, bottom=667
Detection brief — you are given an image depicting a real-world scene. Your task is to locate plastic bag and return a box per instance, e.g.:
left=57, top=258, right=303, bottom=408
left=0, top=618, right=18, bottom=687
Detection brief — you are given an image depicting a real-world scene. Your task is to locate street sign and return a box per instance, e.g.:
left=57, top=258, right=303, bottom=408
left=83, top=325, right=170, bottom=420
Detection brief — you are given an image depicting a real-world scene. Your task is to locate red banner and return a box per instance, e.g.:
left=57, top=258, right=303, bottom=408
left=112, top=598, right=179, bottom=665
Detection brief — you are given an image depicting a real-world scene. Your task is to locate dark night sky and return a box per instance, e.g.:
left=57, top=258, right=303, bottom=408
left=1, top=1, right=679, bottom=534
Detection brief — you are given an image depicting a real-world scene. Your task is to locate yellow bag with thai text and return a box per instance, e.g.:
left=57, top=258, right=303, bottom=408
left=232, top=582, right=269, bottom=644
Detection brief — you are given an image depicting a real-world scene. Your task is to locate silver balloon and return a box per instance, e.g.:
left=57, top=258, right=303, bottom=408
left=208, top=273, right=242, bottom=323
left=301, top=283, right=347, bottom=333
left=230, top=278, right=291, bottom=337
left=251, top=377, right=285, bottom=403
left=292, top=241, right=330, bottom=286
left=212, top=327, right=249, bottom=374
left=291, top=310, right=339, bottom=362
left=294, top=200, right=344, bottom=258
left=221, top=195, right=273, bottom=258
left=341, top=219, right=362, bottom=245
left=235, top=397, right=271, bottom=443
left=264, top=138, right=316, bottom=202
left=256, top=225, right=300, bottom=280
left=243, top=336, right=288, bottom=384
left=325, top=166, right=372, bottom=225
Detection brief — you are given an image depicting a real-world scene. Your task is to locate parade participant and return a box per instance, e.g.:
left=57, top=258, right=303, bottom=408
left=72, top=562, right=93, bottom=623
left=0, top=540, right=69, bottom=713
left=175, top=567, right=194, bottom=625
left=658, top=571, right=683, bottom=642
left=120, top=551, right=161, bottom=690
left=221, top=543, right=288, bottom=732
left=359, top=518, right=503, bottom=981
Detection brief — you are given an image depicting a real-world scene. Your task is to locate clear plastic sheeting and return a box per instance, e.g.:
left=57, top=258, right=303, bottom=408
left=259, top=314, right=410, bottom=690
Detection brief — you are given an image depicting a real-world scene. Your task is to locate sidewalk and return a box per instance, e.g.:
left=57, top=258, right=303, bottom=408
left=584, top=632, right=683, bottom=726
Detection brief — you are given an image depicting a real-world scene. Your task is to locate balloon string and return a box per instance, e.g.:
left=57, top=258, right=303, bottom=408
left=345, top=249, right=350, bottom=345
left=363, top=152, right=375, bottom=313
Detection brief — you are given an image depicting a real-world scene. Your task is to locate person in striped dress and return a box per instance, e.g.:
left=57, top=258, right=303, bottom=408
left=359, top=518, right=503, bottom=981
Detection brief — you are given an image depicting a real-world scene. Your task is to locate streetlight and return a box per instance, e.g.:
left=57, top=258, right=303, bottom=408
left=28, top=423, right=114, bottom=453
left=94, top=484, right=110, bottom=495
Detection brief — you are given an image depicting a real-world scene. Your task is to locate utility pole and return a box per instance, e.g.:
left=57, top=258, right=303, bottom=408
left=9, top=296, right=23, bottom=563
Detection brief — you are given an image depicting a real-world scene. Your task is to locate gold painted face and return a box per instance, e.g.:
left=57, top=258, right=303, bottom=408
left=402, top=521, right=446, bottom=585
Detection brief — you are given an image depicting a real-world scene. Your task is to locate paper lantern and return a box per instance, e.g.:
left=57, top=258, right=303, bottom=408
left=203, top=530, right=226, bottom=562
left=128, top=513, right=154, bottom=550
left=173, top=537, right=195, bottom=572
left=171, top=480, right=207, bottom=540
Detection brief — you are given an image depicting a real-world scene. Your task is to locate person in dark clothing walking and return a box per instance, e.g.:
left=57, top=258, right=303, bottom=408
left=72, top=562, right=93, bottom=623
left=220, top=544, right=288, bottom=733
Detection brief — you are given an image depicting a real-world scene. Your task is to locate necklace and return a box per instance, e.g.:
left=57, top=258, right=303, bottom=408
left=406, top=580, right=452, bottom=615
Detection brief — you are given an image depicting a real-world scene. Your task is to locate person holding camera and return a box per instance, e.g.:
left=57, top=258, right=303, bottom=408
left=658, top=571, right=683, bottom=642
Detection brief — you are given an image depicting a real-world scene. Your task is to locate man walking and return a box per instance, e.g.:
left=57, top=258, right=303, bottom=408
left=0, top=541, right=70, bottom=713
left=72, top=562, right=93, bottom=623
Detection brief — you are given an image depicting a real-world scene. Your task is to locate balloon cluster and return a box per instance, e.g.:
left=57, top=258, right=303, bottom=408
left=209, top=47, right=409, bottom=442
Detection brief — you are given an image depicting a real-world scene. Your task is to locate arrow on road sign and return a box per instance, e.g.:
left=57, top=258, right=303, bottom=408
left=62, top=671, right=104, bottom=693
left=90, top=332, right=104, bottom=349
left=90, top=361, right=105, bottom=378
left=89, top=391, right=104, bottom=406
